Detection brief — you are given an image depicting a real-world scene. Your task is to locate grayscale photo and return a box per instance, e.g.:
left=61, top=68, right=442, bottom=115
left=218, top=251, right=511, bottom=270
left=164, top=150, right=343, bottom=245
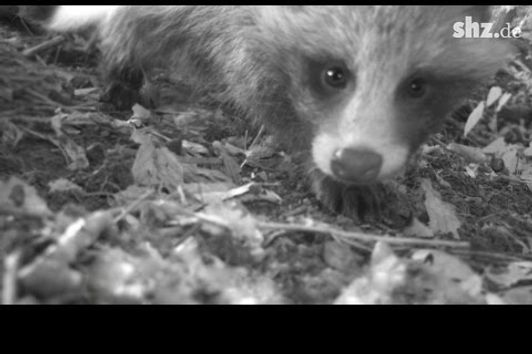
left=0, top=5, right=530, bottom=304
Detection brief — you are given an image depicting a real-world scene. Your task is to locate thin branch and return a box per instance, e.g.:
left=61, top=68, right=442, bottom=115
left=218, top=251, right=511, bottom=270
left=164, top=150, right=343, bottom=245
left=113, top=189, right=155, bottom=223
left=240, top=124, right=265, bottom=168
left=257, top=221, right=470, bottom=248
left=22, top=35, right=66, bottom=58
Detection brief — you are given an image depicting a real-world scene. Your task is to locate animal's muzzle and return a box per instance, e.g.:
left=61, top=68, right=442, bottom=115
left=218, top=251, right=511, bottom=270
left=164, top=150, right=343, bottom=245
left=330, top=147, right=383, bottom=184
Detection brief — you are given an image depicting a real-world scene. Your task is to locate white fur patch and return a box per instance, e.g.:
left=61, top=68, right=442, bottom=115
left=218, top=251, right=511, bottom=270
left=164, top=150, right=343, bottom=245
left=312, top=95, right=409, bottom=181
left=48, top=6, right=120, bottom=31
left=312, top=132, right=409, bottom=181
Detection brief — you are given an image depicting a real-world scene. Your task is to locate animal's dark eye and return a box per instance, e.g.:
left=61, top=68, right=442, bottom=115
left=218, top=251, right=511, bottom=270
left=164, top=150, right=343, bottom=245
left=407, top=77, right=428, bottom=98
left=321, top=66, right=348, bottom=89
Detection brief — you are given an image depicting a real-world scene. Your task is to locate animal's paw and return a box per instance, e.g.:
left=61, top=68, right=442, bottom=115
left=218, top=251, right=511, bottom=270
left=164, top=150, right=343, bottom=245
left=311, top=171, right=412, bottom=227
left=100, top=65, right=146, bottom=111
left=99, top=80, right=142, bottom=111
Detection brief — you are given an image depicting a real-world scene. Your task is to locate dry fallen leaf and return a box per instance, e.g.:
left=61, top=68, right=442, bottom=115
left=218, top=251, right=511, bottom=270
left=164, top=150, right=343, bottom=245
left=87, top=247, right=147, bottom=303
left=486, top=261, right=532, bottom=288
left=464, top=101, right=485, bottom=137
left=0, top=176, right=51, bottom=216
left=245, top=136, right=278, bottom=161
left=212, top=141, right=242, bottom=185
left=129, top=103, right=152, bottom=127
left=334, top=242, right=407, bottom=304
left=48, top=178, right=84, bottom=193
left=465, top=164, right=479, bottom=178
left=131, top=131, right=184, bottom=191
left=421, top=179, right=461, bottom=239
left=322, top=240, right=361, bottom=272
left=334, top=242, right=485, bottom=304
left=50, top=113, right=90, bottom=170
left=221, top=152, right=242, bottom=185
left=499, top=286, right=532, bottom=304
left=223, top=142, right=246, bottom=156
left=410, top=249, right=484, bottom=303
left=447, top=143, right=488, bottom=163
left=495, top=92, right=512, bottom=112
left=403, top=217, right=434, bottom=238
left=223, top=182, right=256, bottom=200
left=483, top=137, right=507, bottom=155
left=524, top=142, right=532, bottom=157
left=486, top=86, right=503, bottom=108
left=202, top=203, right=262, bottom=243
left=222, top=182, right=282, bottom=205
left=501, top=146, right=519, bottom=175
left=183, top=181, right=236, bottom=205
left=199, top=202, right=265, bottom=263
left=62, top=138, right=90, bottom=171
left=182, top=140, right=209, bottom=156
left=0, top=120, right=24, bottom=147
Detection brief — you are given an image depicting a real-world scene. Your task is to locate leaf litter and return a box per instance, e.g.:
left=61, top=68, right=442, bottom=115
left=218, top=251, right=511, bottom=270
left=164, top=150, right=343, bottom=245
left=2, top=8, right=532, bottom=303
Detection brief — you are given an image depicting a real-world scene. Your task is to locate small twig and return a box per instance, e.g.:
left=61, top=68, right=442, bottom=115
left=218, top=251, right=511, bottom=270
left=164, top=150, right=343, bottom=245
left=240, top=124, right=265, bottom=168
left=284, top=205, right=309, bottom=217
left=146, top=199, right=467, bottom=249
left=22, top=35, right=66, bottom=58
left=158, top=201, right=467, bottom=249
left=264, top=228, right=373, bottom=252
left=173, top=224, right=202, bottom=248
left=113, top=189, right=155, bottom=223
left=331, top=234, right=374, bottom=252
left=257, top=221, right=470, bottom=248
left=2, top=251, right=21, bottom=305
left=25, top=88, right=71, bottom=109
left=494, top=174, right=530, bottom=186
left=453, top=249, right=532, bottom=263
left=249, top=125, right=265, bottom=149
left=193, top=211, right=231, bottom=228
left=243, top=129, right=249, bottom=150
left=19, top=18, right=36, bottom=36
left=33, top=54, right=47, bottom=67
left=11, top=115, right=56, bottom=124
left=17, top=125, right=58, bottom=144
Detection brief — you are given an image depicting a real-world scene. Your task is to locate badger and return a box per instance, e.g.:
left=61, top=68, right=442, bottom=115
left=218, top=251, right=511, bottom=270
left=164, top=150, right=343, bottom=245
left=20, top=6, right=515, bottom=218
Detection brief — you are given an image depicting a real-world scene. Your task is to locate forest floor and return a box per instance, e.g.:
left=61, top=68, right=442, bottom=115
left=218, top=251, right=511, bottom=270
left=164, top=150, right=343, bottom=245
left=1, top=7, right=532, bottom=304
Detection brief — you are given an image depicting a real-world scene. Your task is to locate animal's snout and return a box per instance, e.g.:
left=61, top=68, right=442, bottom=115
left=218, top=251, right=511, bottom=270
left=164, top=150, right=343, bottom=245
left=330, top=148, right=383, bottom=184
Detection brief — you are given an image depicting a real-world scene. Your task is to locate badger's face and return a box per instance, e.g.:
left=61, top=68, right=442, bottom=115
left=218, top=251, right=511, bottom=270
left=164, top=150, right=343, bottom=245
left=305, top=52, right=479, bottom=185
left=257, top=6, right=513, bottom=185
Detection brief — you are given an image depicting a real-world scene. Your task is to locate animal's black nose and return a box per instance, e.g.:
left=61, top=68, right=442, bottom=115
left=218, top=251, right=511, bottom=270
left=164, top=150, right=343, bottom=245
left=330, top=148, right=383, bottom=184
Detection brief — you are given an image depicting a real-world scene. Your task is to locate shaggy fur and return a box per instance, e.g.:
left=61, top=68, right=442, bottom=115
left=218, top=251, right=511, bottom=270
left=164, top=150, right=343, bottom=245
left=24, top=6, right=515, bottom=219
